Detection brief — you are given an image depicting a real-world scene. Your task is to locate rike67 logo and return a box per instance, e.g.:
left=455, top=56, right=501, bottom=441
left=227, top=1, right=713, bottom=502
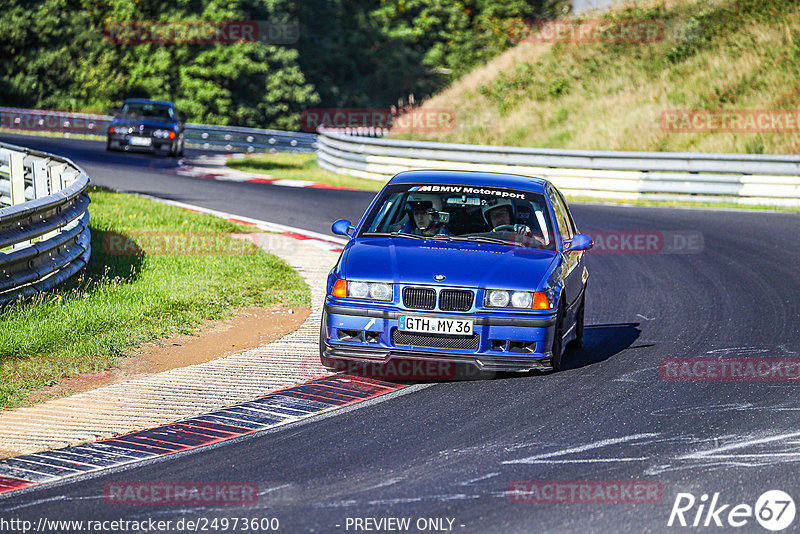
left=668, top=490, right=796, bottom=531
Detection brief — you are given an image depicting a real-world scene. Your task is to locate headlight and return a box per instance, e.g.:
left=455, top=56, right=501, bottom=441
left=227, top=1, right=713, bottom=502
left=485, top=290, right=551, bottom=309
left=153, top=129, right=173, bottom=138
left=331, top=279, right=393, bottom=302
left=486, top=290, right=511, bottom=308
left=511, top=291, right=533, bottom=308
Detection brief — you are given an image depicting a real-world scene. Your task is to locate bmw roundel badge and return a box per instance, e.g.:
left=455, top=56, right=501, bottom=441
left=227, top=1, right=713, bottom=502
left=434, top=274, right=446, bottom=281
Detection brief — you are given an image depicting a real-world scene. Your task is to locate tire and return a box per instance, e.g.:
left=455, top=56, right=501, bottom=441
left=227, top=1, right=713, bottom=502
left=106, top=139, right=113, bottom=151
left=177, top=138, right=185, bottom=157
left=570, top=294, right=585, bottom=349
left=551, top=302, right=565, bottom=371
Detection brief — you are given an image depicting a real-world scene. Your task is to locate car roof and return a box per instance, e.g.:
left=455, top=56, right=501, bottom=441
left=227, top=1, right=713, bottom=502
left=388, top=170, right=551, bottom=194
left=123, top=98, right=175, bottom=107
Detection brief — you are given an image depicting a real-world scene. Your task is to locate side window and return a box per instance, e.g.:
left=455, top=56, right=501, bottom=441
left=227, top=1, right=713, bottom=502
left=556, top=189, right=578, bottom=236
left=547, top=189, right=573, bottom=240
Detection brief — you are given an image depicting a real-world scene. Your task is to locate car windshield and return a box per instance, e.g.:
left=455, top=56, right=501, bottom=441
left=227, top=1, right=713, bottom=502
left=119, top=102, right=174, bottom=122
left=360, top=183, right=556, bottom=250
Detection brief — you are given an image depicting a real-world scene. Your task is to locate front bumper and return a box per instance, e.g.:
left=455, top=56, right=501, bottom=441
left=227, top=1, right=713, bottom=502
left=108, top=136, right=174, bottom=153
left=322, top=301, right=557, bottom=374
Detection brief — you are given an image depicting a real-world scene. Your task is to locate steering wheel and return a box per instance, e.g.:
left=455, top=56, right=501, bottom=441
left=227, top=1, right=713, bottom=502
left=491, top=225, right=516, bottom=232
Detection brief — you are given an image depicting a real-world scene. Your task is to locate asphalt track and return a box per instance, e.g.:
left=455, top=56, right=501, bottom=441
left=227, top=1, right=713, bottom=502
left=2, top=133, right=800, bottom=533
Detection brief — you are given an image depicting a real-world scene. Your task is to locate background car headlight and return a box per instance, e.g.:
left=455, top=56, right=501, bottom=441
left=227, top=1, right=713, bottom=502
left=485, top=290, right=543, bottom=309
left=335, top=280, right=393, bottom=301
left=153, top=129, right=172, bottom=139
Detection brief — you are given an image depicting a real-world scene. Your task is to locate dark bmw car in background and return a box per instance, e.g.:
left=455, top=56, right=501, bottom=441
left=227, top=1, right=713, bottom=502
left=106, top=99, right=185, bottom=157
left=321, top=170, right=594, bottom=376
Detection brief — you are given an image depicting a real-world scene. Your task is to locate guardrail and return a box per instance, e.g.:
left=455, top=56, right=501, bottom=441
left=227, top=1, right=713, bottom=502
left=316, top=130, right=800, bottom=206
left=0, top=141, right=91, bottom=305
left=0, top=107, right=316, bottom=153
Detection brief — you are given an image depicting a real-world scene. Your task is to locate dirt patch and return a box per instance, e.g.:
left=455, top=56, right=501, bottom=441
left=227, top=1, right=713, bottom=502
left=25, top=306, right=311, bottom=405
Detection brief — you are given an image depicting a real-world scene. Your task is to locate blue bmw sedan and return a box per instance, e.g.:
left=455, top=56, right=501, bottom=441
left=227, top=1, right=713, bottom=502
left=321, top=170, right=593, bottom=376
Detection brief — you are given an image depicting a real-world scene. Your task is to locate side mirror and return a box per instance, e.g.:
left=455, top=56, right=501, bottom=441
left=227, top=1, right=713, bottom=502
left=332, top=219, right=355, bottom=238
left=565, top=233, right=593, bottom=252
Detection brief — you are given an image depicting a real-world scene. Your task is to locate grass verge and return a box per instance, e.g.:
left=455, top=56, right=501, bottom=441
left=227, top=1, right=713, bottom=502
left=0, top=188, right=310, bottom=409
left=227, top=152, right=385, bottom=192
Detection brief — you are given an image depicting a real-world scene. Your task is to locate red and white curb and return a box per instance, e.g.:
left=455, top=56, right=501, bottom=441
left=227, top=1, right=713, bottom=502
left=170, top=154, right=359, bottom=191
left=136, top=195, right=348, bottom=253
left=0, top=376, right=406, bottom=497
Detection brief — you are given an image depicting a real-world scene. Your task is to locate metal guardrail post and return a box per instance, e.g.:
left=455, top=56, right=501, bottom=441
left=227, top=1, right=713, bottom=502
left=8, top=152, right=25, bottom=207
left=48, top=162, right=66, bottom=192
left=30, top=156, right=49, bottom=198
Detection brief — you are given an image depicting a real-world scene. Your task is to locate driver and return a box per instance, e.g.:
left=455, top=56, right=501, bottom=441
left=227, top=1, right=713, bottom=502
left=403, top=194, right=450, bottom=236
left=482, top=198, right=546, bottom=246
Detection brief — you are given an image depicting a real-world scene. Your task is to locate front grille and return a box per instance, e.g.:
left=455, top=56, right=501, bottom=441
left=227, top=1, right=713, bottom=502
left=392, top=330, right=479, bottom=350
left=439, top=289, right=474, bottom=311
left=403, top=287, right=436, bottom=310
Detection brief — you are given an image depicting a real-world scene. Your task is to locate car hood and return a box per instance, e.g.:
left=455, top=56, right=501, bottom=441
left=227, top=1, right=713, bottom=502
left=343, top=237, right=558, bottom=290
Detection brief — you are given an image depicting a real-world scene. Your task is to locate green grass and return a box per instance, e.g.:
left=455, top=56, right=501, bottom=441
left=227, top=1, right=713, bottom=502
left=0, top=188, right=310, bottom=409
left=227, top=152, right=385, bottom=192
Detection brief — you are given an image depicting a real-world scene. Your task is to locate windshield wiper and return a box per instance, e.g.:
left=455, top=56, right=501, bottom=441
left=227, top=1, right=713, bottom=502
left=363, top=231, right=427, bottom=240
left=447, top=235, right=523, bottom=247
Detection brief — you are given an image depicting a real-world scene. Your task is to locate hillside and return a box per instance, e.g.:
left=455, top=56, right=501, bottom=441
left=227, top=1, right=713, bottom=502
left=401, top=0, right=800, bottom=154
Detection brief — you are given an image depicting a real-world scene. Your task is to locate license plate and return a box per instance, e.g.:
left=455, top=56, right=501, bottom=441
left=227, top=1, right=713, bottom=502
left=399, top=315, right=473, bottom=336
left=129, top=136, right=152, bottom=146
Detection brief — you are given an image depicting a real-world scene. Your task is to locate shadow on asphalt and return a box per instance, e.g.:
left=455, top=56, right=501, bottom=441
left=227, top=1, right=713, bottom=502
left=561, top=321, right=643, bottom=371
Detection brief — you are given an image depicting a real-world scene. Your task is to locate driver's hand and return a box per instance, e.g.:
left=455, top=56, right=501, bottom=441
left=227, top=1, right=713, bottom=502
left=513, top=224, right=532, bottom=235
left=511, top=225, right=546, bottom=246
